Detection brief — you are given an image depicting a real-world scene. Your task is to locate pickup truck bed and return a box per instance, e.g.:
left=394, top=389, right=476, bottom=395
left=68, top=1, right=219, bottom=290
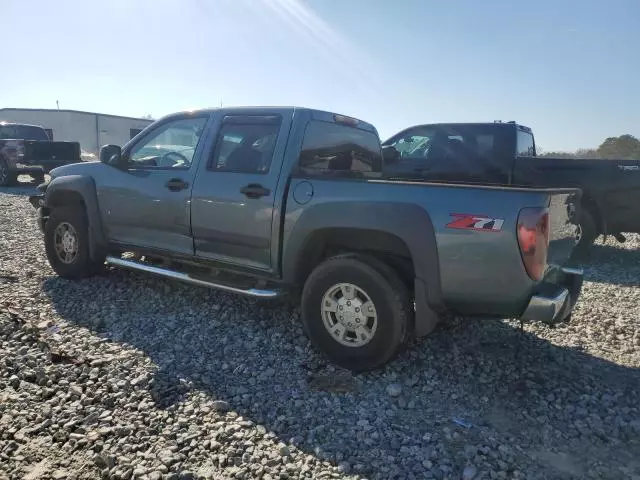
left=383, top=121, right=640, bottom=255
left=283, top=177, right=580, bottom=319
left=0, top=122, right=81, bottom=186
left=514, top=155, right=640, bottom=242
left=28, top=107, right=583, bottom=371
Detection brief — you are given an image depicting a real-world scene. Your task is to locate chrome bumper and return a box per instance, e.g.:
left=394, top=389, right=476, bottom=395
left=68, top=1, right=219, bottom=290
left=521, top=288, right=569, bottom=323
left=521, top=267, right=583, bottom=324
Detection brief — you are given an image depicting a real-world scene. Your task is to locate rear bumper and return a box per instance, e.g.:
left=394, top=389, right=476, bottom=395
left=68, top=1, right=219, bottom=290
left=521, top=267, right=583, bottom=324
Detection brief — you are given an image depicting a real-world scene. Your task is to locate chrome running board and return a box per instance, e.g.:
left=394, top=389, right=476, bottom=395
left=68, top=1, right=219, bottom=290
left=105, top=255, right=282, bottom=299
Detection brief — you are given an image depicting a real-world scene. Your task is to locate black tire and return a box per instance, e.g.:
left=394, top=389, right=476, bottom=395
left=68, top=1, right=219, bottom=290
left=301, top=254, right=412, bottom=372
left=0, top=157, right=16, bottom=187
left=573, top=209, right=598, bottom=259
left=32, top=172, right=46, bottom=185
left=44, top=206, right=104, bottom=279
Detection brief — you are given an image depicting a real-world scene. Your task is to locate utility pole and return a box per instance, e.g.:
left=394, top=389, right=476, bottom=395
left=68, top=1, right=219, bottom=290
left=56, top=100, right=60, bottom=110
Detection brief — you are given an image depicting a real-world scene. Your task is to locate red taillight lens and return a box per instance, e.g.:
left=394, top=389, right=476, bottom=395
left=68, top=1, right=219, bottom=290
left=517, top=207, right=550, bottom=280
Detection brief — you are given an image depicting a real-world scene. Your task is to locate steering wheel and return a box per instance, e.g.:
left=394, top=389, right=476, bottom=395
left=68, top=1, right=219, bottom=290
left=161, top=151, right=190, bottom=167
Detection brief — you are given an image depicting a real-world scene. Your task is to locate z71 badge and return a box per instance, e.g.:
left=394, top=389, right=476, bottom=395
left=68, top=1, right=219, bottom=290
left=446, top=214, right=504, bottom=232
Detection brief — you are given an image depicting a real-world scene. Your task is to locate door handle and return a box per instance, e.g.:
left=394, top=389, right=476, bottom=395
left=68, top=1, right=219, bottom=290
left=165, top=178, right=189, bottom=192
left=240, top=183, right=271, bottom=199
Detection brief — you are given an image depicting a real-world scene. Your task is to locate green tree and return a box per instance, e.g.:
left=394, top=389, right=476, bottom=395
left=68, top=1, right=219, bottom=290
left=596, top=134, right=640, bottom=159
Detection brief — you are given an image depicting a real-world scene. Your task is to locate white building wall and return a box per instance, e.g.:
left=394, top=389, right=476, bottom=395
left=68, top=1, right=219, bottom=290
left=0, top=109, right=153, bottom=156
left=96, top=115, right=152, bottom=153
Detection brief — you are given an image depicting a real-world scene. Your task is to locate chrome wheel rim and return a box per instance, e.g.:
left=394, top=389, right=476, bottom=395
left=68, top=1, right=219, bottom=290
left=321, top=282, right=378, bottom=347
left=575, top=224, right=583, bottom=245
left=53, top=222, right=79, bottom=264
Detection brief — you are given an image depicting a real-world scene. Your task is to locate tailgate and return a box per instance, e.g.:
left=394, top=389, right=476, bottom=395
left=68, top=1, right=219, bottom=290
left=24, top=141, right=81, bottom=163
left=546, top=190, right=581, bottom=267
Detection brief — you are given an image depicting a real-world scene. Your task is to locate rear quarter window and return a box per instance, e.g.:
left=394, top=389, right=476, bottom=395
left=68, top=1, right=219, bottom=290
left=517, top=130, right=535, bottom=156
left=298, top=121, right=382, bottom=177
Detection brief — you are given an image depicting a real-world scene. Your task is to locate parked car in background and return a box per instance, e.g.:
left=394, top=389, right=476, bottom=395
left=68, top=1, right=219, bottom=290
left=29, top=108, right=582, bottom=370
left=0, top=122, right=81, bottom=186
left=382, top=122, right=640, bottom=255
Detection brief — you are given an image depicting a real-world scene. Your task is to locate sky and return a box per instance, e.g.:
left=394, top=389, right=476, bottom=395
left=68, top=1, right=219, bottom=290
left=2, top=0, right=639, bottom=151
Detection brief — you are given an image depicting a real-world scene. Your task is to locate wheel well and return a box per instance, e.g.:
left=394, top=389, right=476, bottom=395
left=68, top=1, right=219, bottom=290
left=47, top=190, right=86, bottom=210
left=295, top=228, right=415, bottom=290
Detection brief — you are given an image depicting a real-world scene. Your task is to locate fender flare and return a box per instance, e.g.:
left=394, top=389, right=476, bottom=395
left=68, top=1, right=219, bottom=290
left=44, top=175, right=108, bottom=260
left=282, top=201, right=444, bottom=336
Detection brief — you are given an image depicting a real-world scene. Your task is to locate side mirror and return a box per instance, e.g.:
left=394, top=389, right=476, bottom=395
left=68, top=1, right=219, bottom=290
left=99, top=144, right=126, bottom=168
left=382, top=145, right=400, bottom=164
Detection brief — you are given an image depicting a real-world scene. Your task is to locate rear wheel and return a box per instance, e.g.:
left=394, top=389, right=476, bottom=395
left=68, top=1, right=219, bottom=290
left=573, top=209, right=598, bottom=259
left=0, top=158, right=16, bottom=187
left=301, top=254, right=412, bottom=371
left=44, top=206, right=104, bottom=279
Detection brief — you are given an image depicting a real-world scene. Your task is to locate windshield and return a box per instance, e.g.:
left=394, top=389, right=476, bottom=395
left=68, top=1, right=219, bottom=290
left=0, top=124, right=49, bottom=141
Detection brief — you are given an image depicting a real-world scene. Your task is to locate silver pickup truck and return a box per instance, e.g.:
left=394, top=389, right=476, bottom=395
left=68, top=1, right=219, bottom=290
left=29, top=107, right=583, bottom=371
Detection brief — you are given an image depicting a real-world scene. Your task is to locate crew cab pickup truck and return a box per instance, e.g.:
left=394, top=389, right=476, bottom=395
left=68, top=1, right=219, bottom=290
left=383, top=122, right=640, bottom=254
left=0, top=122, right=81, bottom=186
left=29, top=108, right=583, bottom=371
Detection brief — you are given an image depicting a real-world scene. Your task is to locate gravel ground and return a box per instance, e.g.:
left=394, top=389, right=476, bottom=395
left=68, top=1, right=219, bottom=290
left=1, top=184, right=639, bottom=480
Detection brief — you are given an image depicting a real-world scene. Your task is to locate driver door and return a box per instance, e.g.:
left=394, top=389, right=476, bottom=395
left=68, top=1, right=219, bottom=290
left=97, top=114, right=211, bottom=255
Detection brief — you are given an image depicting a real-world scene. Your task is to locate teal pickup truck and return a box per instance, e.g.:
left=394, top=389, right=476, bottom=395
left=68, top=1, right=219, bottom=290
left=29, top=107, right=583, bottom=371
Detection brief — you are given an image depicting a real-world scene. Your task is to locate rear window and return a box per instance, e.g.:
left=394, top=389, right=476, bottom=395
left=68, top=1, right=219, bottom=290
left=0, top=124, right=50, bottom=141
left=298, top=121, right=382, bottom=176
left=517, top=130, right=535, bottom=156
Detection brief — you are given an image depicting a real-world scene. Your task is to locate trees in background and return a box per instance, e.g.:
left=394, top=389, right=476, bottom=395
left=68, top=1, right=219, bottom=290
left=539, top=134, right=640, bottom=159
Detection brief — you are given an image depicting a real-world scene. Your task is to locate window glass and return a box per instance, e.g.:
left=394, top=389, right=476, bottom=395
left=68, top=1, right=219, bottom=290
left=383, top=125, right=501, bottom=175
left=517, top=130, right=535, bottom=156
left=129, top=117, right=207, bottom=169
left=391, top=130, right=434, bottom=159
left=129, top=128, right=143, bottom=139
left=299, top=121, right=382, bottom=175
left=210, top=119, right=281, bottom=174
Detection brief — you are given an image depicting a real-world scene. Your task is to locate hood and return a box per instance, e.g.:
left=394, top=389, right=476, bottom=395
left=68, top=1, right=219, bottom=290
left=49, top=160, right=102, bottom=179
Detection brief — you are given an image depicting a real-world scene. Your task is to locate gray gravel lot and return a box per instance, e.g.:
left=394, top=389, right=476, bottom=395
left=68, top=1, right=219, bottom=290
left=1, top=184, right=639, bottom=480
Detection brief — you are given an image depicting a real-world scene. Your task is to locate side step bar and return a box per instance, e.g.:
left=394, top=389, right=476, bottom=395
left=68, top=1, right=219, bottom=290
left=105, top=255, right=282, bottom=299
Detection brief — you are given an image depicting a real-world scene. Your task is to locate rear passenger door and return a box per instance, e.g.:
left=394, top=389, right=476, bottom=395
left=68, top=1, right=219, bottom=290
left=190, top=111, right=292, bottom=272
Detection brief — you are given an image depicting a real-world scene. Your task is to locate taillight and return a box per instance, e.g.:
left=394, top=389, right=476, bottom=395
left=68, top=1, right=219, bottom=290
left=517, top=207, right=550, bottom=280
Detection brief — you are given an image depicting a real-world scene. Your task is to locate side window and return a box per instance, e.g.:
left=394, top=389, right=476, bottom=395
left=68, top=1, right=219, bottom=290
left=128, top=117, right=207, bottom=169
left=517, top=130, right=535, bottom=156
left=209, top=116, right=281, bottom=174
left=298, top=121, right=382, bottom=175
left=386, top=128, right=435, bottom=164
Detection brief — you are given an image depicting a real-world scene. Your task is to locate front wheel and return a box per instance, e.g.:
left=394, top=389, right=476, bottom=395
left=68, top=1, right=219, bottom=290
left=301, top=255, right=412, bottom=371
left=44, top=206, right=104, bottom=279
left=32, top=172, right=46, bottom=185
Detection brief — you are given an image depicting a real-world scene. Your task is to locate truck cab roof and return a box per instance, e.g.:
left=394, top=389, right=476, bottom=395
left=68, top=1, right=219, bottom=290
left=157, top=107, right=379, bottom=135
left=384, top=121, right=532, bottom=144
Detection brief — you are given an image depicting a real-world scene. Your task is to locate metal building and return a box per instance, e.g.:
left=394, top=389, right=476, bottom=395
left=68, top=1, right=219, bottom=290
left=0, top=108, right=154, bottom=158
